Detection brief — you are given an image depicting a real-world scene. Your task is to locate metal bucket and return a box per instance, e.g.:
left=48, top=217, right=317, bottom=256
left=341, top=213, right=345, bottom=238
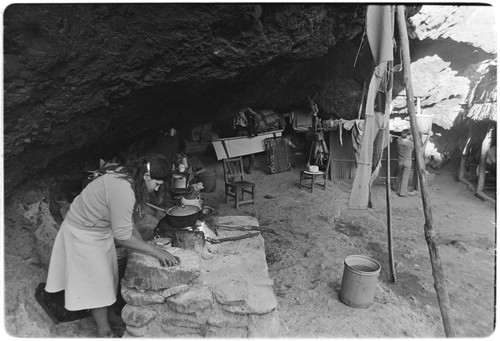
left=339, top=255, right=381, bottom=309
left=416, top=114, right=433, bottom=133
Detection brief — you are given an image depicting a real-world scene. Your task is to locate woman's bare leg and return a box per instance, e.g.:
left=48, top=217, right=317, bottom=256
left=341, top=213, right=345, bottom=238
left=92, top=306, right=113, bottom=337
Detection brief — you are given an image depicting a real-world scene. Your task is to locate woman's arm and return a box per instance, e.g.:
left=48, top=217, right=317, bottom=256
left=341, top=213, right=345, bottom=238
left=117, top=234, right=180, bottom=267
left=107, top=176, right=179, bottom=266
left=131, top=225, right=144, bottom=241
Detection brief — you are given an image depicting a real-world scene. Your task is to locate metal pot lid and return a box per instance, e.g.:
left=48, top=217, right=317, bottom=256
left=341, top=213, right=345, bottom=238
left=167, top=205, right=200, bottom=216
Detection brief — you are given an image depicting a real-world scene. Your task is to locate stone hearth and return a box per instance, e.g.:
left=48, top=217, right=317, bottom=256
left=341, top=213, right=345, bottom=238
left=120, top=216, right=280, bottom=337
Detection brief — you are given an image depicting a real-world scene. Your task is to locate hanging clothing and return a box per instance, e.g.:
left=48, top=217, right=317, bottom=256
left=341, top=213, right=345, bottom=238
left=349, top=119, right=365, bottom=163
left=348, top=68, right=380, bottom=209
left=234, top=108, right=260, bottom=136
left=366, top=5, right=395, bottom=65
left=233, top=111, right=248, bottom=129
left=349, top=4, right=394, bottom=209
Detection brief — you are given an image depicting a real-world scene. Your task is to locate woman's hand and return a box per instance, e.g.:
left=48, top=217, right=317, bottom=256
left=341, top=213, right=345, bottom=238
left=154, top=248, right=181, bottom=267
left=117, top=234, right=181, bottom=267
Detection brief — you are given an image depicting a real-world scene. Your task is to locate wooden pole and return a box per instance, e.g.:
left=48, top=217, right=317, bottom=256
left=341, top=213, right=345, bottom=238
left=384, top=62, right=396, bottom=283
left=458, top=127, right=473, bottom=182
left=476, top=126, right=492, bottom=193
left=386, top=131, right=396, bottom=282
left=358, top=81, right=367, bottom=119
left=458, top=136, right=477, bottom=192
left=476, top=126, right=495, bottom=204
left=396, top=6, right=456, bottom=337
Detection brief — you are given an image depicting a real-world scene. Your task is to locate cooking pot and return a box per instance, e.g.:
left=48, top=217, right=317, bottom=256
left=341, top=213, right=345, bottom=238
left=163, top=204, right=201, bottom=228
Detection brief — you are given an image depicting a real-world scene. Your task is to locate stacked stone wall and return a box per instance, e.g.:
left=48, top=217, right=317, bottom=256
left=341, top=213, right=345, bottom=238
left=120, top=217, right=280, bottom=337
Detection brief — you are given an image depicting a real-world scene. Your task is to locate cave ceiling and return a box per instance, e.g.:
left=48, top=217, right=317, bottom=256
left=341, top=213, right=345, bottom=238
left=2, top=3, right=496, bottom=193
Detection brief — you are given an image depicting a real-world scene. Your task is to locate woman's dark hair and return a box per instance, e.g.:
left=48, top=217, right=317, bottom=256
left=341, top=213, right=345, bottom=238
left=133, top=154, right=170, bottom=209
left=109, top=153, right=171, bottom=211
left=401, top=129, right=411, bottom=138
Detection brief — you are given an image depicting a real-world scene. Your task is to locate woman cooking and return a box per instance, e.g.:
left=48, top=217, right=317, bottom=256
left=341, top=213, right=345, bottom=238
left=45, top=154, right=180, bottom=337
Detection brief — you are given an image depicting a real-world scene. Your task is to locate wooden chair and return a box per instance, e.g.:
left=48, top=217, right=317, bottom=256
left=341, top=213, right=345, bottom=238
left=223, top=157, right=255, bottom=208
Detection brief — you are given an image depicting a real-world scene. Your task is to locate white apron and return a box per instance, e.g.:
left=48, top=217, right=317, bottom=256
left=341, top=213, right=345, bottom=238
left=45, top=220, right=118, bottom=311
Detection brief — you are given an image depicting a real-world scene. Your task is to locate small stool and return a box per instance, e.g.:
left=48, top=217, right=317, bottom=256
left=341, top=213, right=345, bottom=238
left=300, top=170, right=327, bottom=192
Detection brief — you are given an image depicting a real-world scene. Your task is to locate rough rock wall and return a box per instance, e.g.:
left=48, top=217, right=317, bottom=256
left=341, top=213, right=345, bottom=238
left=393, top=4, right=496, bottom=165
left=393, top=5, right=496, bottom=128
left=409, top=5, right=496, bottom=55
left=3, top=3, right=366, bottom=192
left=3, top=4, right=496, bottom=192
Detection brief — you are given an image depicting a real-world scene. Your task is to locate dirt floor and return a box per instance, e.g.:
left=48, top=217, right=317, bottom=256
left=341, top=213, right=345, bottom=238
left=2, top=151, right=496, bottom=338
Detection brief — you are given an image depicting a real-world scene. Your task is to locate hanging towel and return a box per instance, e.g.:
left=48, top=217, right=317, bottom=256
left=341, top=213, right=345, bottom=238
left=349, top=4, right=394, bottom=209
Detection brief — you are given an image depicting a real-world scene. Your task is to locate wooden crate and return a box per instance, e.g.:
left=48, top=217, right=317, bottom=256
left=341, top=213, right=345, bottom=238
left=264, top=137, right=291, bottom=174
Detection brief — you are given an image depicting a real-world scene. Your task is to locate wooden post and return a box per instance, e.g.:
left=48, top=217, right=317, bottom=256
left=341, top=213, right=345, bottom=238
left=476, top=126, right=492, bottom=193
left=414, top=131, right=430, bottom=191
left=458, top=136, right=471, bottom=181
left=358, top=81, right=367, bottom=119
left=386, top=132, right=396, bottom=282
left=458, top=127, right=477, bottom=191
left=476, top=126, right=495, bottom=203
left=384, top=67, right=396, bottom=283
left=412, top=147, right=419, bottom=191
left=396, top=6, right=456, bottom=337
left=458, top=126, right=473, bottom=183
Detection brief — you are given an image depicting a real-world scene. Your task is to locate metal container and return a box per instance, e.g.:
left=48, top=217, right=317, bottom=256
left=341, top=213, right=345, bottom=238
left=181, top=196, right=203, bottom=209
left=339, top=255, right=381, bottom=309
left=163, top=204, right=201, bottom=228
left=172, top=174, right=187, bottom=189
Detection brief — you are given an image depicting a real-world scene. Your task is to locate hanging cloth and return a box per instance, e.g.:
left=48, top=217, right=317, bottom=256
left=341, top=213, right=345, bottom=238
left=366, top=5, right=394, bottom=65
left=349, top=5, right=394, bottom=209
left=349, top=119, right=365, bottom=163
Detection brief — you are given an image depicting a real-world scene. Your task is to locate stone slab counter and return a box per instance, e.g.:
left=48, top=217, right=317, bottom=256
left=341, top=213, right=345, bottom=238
left=120, top=216, right=280, bottom=337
